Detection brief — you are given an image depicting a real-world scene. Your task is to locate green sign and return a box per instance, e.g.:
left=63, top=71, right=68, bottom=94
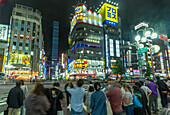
left=138, top=47, right=147, bottom=54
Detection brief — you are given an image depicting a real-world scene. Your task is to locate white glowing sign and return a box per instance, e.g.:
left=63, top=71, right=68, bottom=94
left=0, top=24, right=8, bottom=41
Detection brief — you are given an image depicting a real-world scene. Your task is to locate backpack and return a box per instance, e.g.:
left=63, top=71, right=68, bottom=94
left=134, top=91, right=142, bottom=104
left=133, top=92, right=143, bottom=108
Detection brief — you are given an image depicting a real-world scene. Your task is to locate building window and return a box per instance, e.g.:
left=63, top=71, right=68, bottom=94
left=28, top=22, right=30, bottom=25
left=21, top=28, right=24, bottom=31
left=25, top=44, right=29, bottom=47
left=13, top=42, right=16, bottom=45
left=26, top=36, right=29, bottom=39
left=19, top=43, right=22, bottom=46
left=14, top=34, right=17, bottom=38
left=19, top=50, right=22, bottom=54
left=22, top=20, right=24, bottom=24
left=20, top=35, right=24, bottom=39
left=27, top=28, right=30, bottom=32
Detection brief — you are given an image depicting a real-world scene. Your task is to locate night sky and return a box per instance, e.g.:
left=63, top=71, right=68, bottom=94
left=0, top=0, right=169, bottom=59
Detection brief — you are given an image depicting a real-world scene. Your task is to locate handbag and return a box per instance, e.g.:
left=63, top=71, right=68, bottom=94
left=84, top=93, right=88, bottom=106
left=104, top=93, right=113, bottom=115
left=57, top=111, right=64, bottom=115
left=133, top=93, right=143, bottom=108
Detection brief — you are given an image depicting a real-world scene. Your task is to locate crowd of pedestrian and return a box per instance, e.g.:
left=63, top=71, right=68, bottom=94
left=5, top=76, right=169, bottom=115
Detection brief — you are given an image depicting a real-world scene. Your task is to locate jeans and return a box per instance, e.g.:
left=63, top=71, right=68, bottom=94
left=160, top=92, right=168, bottom=108
left=8, top=108, right=21, bottom=115
left=71, top=108, right=84, bottom=115
left=149, top=95, right=158, bottom=112
left=124, top=105, right=134, bottom=115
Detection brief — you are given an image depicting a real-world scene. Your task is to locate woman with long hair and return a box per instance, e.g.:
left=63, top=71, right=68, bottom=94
left=25, top=83, right=50, bottom=115
left=122, top=83, right=134, bottom=115
left=90, top=82, right=107, bottom=115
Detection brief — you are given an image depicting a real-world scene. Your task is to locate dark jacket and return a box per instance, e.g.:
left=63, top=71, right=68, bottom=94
left=157, top=80, right=169, bottom=92
left=25, top=94, right=50, bottom=115
left=7, top=86, right=24, bottom=108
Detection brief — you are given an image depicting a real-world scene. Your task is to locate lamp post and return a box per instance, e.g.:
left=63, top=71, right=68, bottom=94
left=135, top=28, right=158, bottom=80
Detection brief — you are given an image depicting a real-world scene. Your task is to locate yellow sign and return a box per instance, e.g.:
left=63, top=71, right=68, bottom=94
left=75, top=6, right=83, bottom=14
left=9, top=54, right=31, bottom=65
left=97, top=3, right=118, bottom=26
left=73, top=60, right=87, bottom=69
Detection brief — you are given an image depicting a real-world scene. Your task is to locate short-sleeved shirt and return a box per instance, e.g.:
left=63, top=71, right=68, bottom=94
left=50, top=88, right=64, bottom=111
left=67, top=87, right=85, bottom=112
left=106, top=88, right=122, bottom=113
left=146, top=82, right=158, bottom=96
left=123, top=92, right=133, bottom=106
left=141, top=86, right=152, bottom=96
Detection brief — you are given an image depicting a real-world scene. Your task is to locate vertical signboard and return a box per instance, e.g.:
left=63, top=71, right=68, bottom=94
left=97, top=3, right=118, bottom=27
left=0, top=24, right=8, bottom=41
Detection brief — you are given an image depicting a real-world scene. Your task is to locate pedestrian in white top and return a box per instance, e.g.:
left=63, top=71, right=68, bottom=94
left=139, top=81, right=152, bottom=98
left=20, top=80, right=28, bottom=115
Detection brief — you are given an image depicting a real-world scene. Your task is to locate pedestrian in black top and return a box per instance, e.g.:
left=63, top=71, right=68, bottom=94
left=64, top=80, right=74, bottom=108
left=156, top=76, right=169, bottom=108
left=7, top=81, right=24, bottom=115
left=48, top=82, right=65, bottom=115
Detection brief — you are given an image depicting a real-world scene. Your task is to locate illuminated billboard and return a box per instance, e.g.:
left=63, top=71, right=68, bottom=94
left=97, top=3, right=118, bottom=27
left=73, top=60, right=87, bottom=68
left=9, top=54, right=31, bottom=65
left=0, top=24, right=8, bottom=41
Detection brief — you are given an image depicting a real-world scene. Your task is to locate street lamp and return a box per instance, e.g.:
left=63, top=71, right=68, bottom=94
left=135, top=28, right=158, bottom=79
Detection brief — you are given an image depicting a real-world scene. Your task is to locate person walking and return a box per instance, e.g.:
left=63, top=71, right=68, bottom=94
left=122, top=83, right=134, bottom=115
left=156, top=76, right=169, bottom=108
left=64, top=80, right=74, bottom=108
left=85, top=86, right=94, bottom=115
left=25, top=83, right=50, bottom=115
left=90, top=82, right=107, bottom=115
left=7, top=81, right=24, bottom=115
left=146, top=78, right=159, bottom=113
left=139, top=81, right=152, bottom=98
left=20, top=80, right=28, bottom=115
left=48, top=83, right=65, bottom=115
left=106, top=81, right=122, bottom=115
left=67, top=79, right=85, bottom=115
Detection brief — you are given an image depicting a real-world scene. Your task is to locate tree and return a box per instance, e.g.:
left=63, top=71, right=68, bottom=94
left=145, top=64, right=152, bottom=78
left=112, top=59, right=125, bottom=77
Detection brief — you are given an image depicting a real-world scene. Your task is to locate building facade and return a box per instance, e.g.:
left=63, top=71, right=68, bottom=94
left=51, top=21, right=59, bottom=77
left=68, top=3, right=104, bottom=79
left=6, top=4, right=43, bottom=79
left=97, top=2, right=122, bottom=78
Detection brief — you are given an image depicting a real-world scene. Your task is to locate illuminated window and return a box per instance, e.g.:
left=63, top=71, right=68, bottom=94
left=20, top=35, right=24, bottom=38
left=14, top=34, right=17, bottom=38
left=26, top=36, right=29, bottom=39
left=116, top=40, right=120, bottom=57
left=27, top=28, right=30, bottom=32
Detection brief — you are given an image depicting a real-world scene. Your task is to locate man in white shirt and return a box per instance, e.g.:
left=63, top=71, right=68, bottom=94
left=139, top=81, right=152, bottom=98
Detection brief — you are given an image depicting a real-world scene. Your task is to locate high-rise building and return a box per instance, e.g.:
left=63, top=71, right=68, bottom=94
left=97, top=2, right=122, bottom=78
left=6, top=4, right=43, bottom=79
left=52, top=21, right=59, bottom=61
left=51, top=21, right=59, bottom=77
left=68, top=3, right=105, bottom=79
